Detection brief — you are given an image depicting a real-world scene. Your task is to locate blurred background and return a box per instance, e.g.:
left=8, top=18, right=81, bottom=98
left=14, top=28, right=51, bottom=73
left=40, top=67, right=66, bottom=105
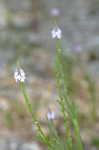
left=0, top=0, right=99, bottom=150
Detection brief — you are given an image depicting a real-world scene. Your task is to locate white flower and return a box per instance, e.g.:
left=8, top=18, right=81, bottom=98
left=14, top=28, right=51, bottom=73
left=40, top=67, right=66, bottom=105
left=14, top=68, right=26, bottom=82
left=51, top=27, right=62, bottom=39
left=50, top=8, right=60, bottom=16
left=47, top=111, right=55, bottom=120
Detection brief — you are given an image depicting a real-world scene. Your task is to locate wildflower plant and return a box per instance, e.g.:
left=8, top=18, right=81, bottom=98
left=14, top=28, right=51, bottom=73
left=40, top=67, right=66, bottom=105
left=51, top=26, right=84, bottom=150
left=14, top=67, right=55, bottom=149
left=14, top=25, right=84, bottom=150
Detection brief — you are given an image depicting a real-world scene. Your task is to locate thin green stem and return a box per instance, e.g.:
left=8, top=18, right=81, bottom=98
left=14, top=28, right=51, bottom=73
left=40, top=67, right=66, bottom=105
left=20, top=82, right=55, bottom=150
left=73, top=119, right=84, bottom=150
left=20, top=82, right=36, bottom=121
left=55, top=36, right=83, bottom=150
left=55, top=40, right=73, bottom=150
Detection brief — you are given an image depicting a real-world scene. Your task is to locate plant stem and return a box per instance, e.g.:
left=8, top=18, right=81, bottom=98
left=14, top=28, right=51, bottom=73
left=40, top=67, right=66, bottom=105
left=73, top=119, right=84, bottom=150
left=20, top=82, right=55, bottom=150
left=55, top=37, right=83, bottom=150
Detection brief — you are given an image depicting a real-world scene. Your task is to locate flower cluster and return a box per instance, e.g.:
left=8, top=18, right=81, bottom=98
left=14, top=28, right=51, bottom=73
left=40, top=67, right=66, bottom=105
left=47, top=111, right=55, bottom=120
left=51, top=27, right=62, bottom=39
left=14, top=68, right=26, bottom=82
left=50, top=8, right=60, bottom=17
